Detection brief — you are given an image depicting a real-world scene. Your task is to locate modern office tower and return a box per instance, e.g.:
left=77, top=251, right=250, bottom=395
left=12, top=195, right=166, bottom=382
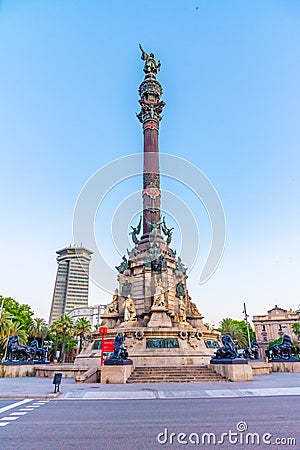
left=49, top=246, right=93, bottom=325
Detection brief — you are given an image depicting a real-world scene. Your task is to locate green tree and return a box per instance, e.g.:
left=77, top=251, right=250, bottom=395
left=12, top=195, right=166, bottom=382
left=0, top=296, right=34, bottom=329
left=268, top=337, right=282, bottom=348
left=50, top=319, right=64, bottom=362
left=0, top=310, right=12, bottom=357
left=59, top=314, right=74, bottom=363
left=292, top=322, right=300, bottom=340
left=64, top=335, right=79, bottom=362
left=0, top=309, right=11, bottom=339
left=28, top=318, right=49, bottom=346
left=1, top=320, right=28, bottom=359
left=75, top=317, right=91, bottom=352
left=218, top=318, right=255, bottom=348
left=1, top=296, right=33, bottom=358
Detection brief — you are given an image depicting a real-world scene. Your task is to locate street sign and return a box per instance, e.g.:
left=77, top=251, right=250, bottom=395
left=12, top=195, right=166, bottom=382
left=102, top=339, right=114, bottom=352
left=99, top=327, right=109, bottom=366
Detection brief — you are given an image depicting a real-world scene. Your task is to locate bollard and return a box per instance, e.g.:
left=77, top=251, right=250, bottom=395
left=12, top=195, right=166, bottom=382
left=53, top=373, right=62, bottom=393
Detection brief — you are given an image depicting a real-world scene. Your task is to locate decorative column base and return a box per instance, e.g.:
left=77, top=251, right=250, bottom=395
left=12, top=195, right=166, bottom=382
left=147, top=307, right=173, bottom=328
left=118, top=319, right=138, bottom=328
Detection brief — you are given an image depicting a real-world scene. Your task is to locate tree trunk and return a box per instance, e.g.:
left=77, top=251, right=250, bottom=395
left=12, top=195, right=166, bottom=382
left=54, top=334, right=58, bottom=362
left=61, top=331, right=66, bottom=363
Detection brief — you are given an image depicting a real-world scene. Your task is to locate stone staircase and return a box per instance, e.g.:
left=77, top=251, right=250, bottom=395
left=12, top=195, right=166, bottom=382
left=126, top=365, right=227, bottom=383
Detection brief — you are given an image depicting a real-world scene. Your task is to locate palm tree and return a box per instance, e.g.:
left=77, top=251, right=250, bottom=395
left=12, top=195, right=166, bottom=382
left=59, top=314, right=74, bottom=363
left=0, top=312, right=13, bottom=358
left=1, top=320, right=28, bottom=360
left=28, top=318, right=49, bottom=346
left=75, top=317, right=91, bottom=352
left=219, top=318, right=248, bottom=348
left=0, top=310, right=11, bottom=340
left=50, top=319, right=64, bottom=362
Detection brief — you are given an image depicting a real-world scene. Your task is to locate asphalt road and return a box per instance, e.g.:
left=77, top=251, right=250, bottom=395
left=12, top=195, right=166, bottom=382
left=0, top=397, right=299, bottom=450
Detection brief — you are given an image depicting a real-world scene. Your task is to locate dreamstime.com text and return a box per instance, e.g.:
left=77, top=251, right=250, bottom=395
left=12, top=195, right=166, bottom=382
left=157, top=422, right=296, bottom=446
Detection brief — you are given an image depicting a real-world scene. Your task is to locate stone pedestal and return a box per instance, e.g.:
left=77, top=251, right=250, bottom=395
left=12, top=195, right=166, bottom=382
left=211, top=363, right=253, bottom=382
left=271, top=361, right=300, bottom=373
left=75, top=327, right=220, bottom=368
left=147, top=307, right=172, bottom=328
left=101, top=364, right=134, bottom=384
left=100, top=313, right=119, bottom=329
left=248, top=360, right=271, bottom=375
left=0, top=364, right=36, bottom=378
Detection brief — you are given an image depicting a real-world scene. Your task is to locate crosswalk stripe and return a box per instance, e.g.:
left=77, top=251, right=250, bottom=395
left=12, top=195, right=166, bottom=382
left=0, top=399, right=32, bottom=414
left=1, top=416, right=19, bottom=421
left=0, top=422, right=10, bottom=427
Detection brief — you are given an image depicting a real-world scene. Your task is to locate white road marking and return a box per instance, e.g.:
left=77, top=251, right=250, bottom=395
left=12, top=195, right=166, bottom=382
left=0, top=400, right=49, bottom=428
left=1, top=416, right=19, bottom=421
left=0, top=399, right=33, bottom=414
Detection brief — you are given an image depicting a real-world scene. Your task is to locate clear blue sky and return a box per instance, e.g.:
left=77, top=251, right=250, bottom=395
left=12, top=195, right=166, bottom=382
left=1, top=0, right=300, bottom=325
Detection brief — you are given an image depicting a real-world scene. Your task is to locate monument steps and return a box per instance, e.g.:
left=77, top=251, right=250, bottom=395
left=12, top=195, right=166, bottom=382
left=127, top=365, right=227, bottom=383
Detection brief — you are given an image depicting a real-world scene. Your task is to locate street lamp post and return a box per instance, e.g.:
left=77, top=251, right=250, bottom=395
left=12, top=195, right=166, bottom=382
left=43, top=340, right=53, bottom=362
left=243, top=302, right=251, bottom=348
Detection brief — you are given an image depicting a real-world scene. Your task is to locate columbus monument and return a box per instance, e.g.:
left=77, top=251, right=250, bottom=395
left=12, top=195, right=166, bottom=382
left=76, top=47, right=220, bottom=367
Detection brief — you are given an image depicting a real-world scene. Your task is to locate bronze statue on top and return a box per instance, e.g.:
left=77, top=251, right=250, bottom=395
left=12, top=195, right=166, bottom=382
left=139, top=44, right=161, bottom=76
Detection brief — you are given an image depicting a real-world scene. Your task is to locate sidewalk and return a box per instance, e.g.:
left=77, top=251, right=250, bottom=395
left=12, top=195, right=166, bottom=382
left=0, top=372, right=300, bottom=399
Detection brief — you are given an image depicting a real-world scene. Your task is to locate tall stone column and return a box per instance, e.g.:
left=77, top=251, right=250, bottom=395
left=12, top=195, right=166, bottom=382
left=137, top=46, right=165, bottom=236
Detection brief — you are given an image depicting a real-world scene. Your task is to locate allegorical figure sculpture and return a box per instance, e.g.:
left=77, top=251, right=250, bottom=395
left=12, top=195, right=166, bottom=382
left=176, top=257, right=187, bottom=275
left=161, top=217, right=174, bottom=245
left=266, top=334, right=296, bottom=361
left=5, top=334, right=46, bottom=363
left=178, top=296, right=187, bottom=323
left=176, top=281, right=186, bottom=298
left=187, top=296, right=201, bottom=316
left=139, top=44, right=161, bottom=75
left=129, top=216, right=142, bottom=245
left=146, top=218, right=162, bottom=239
left=106, top=288, right=119, bottom=314
left=215, top=334, right=238, bottom=359
left=122, top=295, right=137, bottom=322
left=243, top=339, right=259, bottom=360
left=104, top=332, right=133, bottom=366
left=153, top=279, right=165, bottom=308
left=29, top=340, right=46, bottom=362
left=6, top=334, right=31, bottom=361
left=121, top=279, right=132, bottom=298
left=115, top=255, right=129, bottom=274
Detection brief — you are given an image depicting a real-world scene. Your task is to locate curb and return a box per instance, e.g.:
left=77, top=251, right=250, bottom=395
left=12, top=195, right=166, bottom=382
left=0, top=392, right=60, bottom=399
